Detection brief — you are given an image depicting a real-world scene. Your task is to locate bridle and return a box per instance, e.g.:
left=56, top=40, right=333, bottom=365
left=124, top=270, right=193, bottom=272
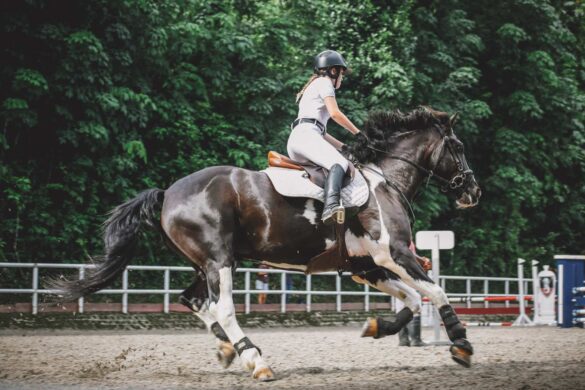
left=364, top=124, right=473, bottom=195
left=355, top=124, right=474, bottom=223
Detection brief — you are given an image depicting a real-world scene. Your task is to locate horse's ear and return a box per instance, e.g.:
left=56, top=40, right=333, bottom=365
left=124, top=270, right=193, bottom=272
left=449, top=113, right=459, bottom=129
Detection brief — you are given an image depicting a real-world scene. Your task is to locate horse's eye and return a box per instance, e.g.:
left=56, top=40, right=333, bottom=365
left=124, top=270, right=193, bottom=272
left=456, top=144, right=464, bottom=152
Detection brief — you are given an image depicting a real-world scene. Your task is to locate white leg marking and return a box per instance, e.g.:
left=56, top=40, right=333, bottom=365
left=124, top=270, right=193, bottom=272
left=209, top=267, right=271, bottom=374
left=368, top=278, right=422, bottom=314
left=362, top=163, right=449, bottom=309
left=302, top=199, right=318, bottom=225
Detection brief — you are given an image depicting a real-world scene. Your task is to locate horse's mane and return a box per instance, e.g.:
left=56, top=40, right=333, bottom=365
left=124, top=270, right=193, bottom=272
left=346, top=106, right=450, bottom=164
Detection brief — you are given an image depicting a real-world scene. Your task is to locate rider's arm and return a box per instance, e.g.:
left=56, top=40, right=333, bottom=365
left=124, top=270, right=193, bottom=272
left=324, top=96, right=361, bottom=135
left=324, top=133, right=344, bottom=151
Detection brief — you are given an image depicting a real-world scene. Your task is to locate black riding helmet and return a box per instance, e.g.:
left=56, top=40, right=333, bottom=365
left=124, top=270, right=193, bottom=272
left=313, top=50, right=348, bottom=72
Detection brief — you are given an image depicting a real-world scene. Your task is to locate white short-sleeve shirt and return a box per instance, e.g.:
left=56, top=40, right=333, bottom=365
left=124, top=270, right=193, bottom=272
left=297, top=77, right=335, bottom=126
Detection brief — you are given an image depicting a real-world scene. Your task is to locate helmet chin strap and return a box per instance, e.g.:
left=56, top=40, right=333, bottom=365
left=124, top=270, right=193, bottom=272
left=326, top=67, right=342, bottom=89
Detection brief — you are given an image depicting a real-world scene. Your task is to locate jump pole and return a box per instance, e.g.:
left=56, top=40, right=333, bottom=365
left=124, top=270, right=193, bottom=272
left=512, top=258, right=534, bottom=326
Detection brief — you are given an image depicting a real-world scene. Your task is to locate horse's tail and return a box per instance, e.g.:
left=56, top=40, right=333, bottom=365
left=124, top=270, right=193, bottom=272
left=47, top=189, right=165, bottom=301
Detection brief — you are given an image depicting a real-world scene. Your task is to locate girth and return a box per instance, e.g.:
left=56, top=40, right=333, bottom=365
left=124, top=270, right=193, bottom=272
left=305, top=221, right=351, bottom=275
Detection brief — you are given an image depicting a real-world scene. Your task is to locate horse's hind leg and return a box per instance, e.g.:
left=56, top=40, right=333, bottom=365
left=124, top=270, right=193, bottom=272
left=353, top=272, right=421, bottom=339
left=206, top=261, right=275, bottom=381
left=179, top=271, right=236, bottom=368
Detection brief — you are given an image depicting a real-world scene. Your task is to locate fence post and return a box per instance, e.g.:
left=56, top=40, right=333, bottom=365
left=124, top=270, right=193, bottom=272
left=122, top=269, right=129, bottom=314
left=163, top=269, right=170, bottom=314
left=484, top=279, right=489, bottom=308
left=78, top=266, right=85, bottom=314
left=306, top=274, right=311, bottom=312
left=281, top=272, right=286, bottom=313
left=32, top=264, right=39, bottom=315
left=505, top=280, right=510, bottom=308
left=364, top=283, right=370, bottom=312
left=245, top=271, right=251, bottom=314
left=466, top=279, right=471, bottom=309
left=336, top=274, right=341, bottom=312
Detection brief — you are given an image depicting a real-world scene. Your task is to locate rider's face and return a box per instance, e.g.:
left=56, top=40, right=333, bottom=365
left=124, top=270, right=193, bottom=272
left=333, top=68, right=344, bottom=89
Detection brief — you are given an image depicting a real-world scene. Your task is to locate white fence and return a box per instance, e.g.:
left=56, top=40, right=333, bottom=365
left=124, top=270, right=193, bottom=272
left=0, top=262, right=531, bottom=315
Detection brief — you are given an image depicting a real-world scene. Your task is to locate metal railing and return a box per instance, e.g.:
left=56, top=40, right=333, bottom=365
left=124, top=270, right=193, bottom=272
left=0, top=262, right=531, bottom=315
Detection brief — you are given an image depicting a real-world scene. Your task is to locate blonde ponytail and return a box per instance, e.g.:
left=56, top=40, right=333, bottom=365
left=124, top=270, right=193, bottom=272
left=296, top=74, right=319, bottom=103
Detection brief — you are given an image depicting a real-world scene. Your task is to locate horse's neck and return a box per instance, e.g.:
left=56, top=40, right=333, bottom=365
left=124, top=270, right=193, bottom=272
left=377, top=133, right=433, bottom=200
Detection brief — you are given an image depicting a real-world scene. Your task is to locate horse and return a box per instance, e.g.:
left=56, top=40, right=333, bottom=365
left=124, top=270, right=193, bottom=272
left=48, top=107, right=481, bottom=381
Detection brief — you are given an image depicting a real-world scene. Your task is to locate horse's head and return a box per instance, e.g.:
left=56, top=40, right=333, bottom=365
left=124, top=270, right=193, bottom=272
left=347, top=107, right=481, bottom=209
left=426, top=111, right=481, bottom=209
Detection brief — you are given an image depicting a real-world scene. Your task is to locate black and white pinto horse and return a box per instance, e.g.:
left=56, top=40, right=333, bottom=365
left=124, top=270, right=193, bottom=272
left=49, top=107, right=481, bottom=381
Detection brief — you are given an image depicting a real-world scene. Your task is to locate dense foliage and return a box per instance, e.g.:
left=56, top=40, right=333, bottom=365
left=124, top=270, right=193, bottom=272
left=1, top=0, right=584, bottom=279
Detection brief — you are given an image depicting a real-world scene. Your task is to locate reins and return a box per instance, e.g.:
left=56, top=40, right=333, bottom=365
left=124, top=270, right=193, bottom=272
left=352, top=124, right=473, bottom=226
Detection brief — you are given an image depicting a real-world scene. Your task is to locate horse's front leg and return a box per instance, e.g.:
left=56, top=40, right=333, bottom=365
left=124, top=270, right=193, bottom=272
left=353, top=270, right=420, bottom=338
left=372, top=245, right=473, bottom=368
left=178, top=274, right=236, bottom=369
left=206, top=263, right=275, bottom=381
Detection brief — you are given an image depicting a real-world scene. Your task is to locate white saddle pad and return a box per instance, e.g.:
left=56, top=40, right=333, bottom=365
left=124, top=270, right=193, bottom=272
left=262, top=167, right=369, bottom=208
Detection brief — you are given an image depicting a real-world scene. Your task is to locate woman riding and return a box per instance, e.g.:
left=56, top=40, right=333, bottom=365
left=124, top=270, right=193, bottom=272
left=288, top=50, right=366, bottom=225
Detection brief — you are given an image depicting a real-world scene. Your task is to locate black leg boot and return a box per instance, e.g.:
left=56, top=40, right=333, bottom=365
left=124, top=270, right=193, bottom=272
left=321, top=164, right=346, bottom=225
left=439, top=305, right=474, bottom=367
left=408, top=315, right=426, bottom=347
left=398, top=326, right=410, bottom=346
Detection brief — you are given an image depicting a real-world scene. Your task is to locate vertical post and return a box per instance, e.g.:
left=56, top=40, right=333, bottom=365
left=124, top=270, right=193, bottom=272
left=505, top=280, right=510, bottom=308
left=484, top=280, right=489, bottom=308
left=558, top=264, right=564, bottom=326
left=122, top=269, right=129, bottom=314
left=32, top=265, right=39, bottom=315
left=531, top=260, right=539, bottom=322
left=281, top=272, right=286, bottom=313
left=78, top=267, right=85, bottom=314
left=466, top=279, right=471, bottom=309
left=245, top=271, right=251, bottom=314
left=431, top=239, right=441, bottom=343
left=306, top=274, right=312, bottom=312
left=163, top=269, right=170, bottom=314
left=364, top=283, right=370, bottom=312
left=513, top=258, right=533, bottom=326
left=336, top=274, right=342, bottom=312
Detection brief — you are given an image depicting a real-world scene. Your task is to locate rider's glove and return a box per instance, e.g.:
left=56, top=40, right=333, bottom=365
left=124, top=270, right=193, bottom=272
left=355, top=131, right=370, bottom=144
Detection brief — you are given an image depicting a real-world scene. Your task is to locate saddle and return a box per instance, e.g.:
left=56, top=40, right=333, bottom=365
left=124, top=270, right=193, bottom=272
left=267, top=151, right=356, bottom=188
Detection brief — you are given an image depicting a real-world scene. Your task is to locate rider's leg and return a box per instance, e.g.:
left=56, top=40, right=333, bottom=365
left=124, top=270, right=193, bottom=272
left=287, top=124, right=349, bottom=225
left=322, top=163, right=346, bottom=225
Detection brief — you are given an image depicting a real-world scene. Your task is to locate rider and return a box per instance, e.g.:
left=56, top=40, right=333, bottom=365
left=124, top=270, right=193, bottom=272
left=288, top=50, right=365, bottom=225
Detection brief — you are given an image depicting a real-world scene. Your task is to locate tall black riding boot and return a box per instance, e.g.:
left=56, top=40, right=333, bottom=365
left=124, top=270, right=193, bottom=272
left=321, top=164, right=346, bottom=225
left=408, top=315, right=427, bottom=347
left=398, top=326, right=410, bottom=346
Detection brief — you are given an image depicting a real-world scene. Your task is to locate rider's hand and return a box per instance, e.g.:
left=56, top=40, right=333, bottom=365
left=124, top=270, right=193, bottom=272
left=355, top=131, right=369, bottom=144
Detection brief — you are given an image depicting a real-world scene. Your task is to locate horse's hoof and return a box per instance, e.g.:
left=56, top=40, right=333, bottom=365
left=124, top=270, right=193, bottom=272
left=217, top=341, right=236, bottom=369
left=253, top=366, right=276, bottom=381
left=360, top=317, right=378, bottom=338
left=450, top=345, right=472, bottom=368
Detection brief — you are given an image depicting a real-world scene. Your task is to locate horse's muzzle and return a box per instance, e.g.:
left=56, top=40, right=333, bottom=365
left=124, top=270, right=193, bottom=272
left=456, top=179, right=481, bottom=209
